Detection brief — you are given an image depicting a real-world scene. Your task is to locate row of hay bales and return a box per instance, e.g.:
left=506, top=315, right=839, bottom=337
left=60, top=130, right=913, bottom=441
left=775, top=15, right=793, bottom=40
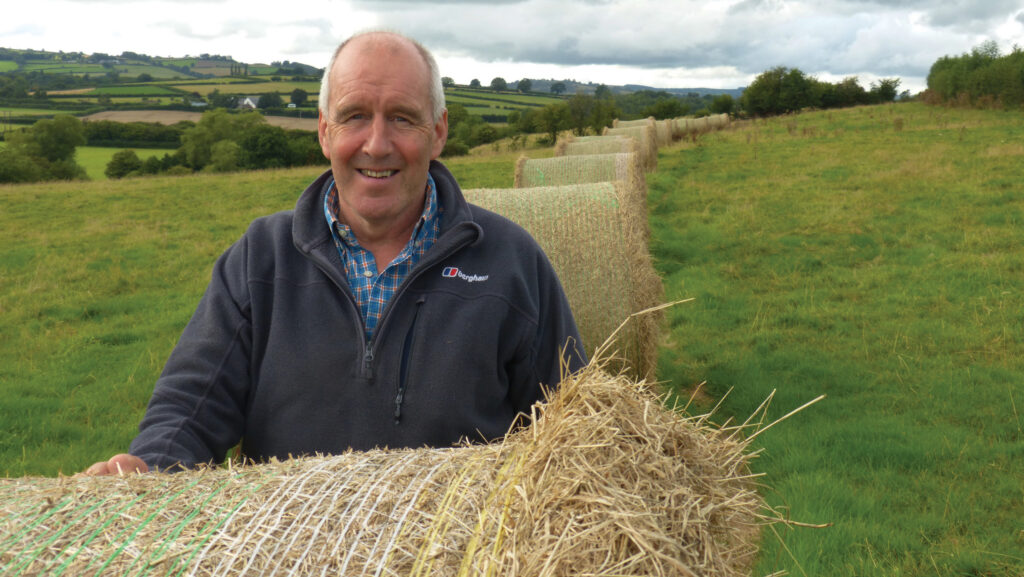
left=0, top=112, right=769, bottom=577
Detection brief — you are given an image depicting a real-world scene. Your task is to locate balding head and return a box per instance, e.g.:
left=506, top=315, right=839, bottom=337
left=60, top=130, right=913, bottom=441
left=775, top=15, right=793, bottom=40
left=318, top=31, right=446, bottom=122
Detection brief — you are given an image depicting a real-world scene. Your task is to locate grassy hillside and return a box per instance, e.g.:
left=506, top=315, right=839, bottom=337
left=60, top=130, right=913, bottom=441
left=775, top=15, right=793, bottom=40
left=0, top=102, right=1021, bottom=576
left=648, top=102, right=1023, bottom=576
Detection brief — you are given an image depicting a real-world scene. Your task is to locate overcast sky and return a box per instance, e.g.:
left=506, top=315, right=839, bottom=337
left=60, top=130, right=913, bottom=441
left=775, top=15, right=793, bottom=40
left=4, top=0, right=1024, bottom=94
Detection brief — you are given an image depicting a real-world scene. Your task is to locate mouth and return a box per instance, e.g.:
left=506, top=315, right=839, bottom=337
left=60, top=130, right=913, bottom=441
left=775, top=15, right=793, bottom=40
left=359, top=169, right=397, bottom=179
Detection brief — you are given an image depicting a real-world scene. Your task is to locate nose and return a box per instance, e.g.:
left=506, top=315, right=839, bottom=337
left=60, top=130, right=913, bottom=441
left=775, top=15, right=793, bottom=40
left=362, top=115, right=394, bottom=158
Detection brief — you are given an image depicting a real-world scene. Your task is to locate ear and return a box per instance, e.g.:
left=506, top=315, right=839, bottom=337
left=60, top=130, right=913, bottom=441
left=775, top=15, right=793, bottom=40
left=317, top=109, right=331, bottom=160
left=430, top=109, right=448, bottom=160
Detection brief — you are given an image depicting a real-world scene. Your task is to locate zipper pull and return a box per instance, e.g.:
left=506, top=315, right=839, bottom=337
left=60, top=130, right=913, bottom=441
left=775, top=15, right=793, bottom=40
left=363, top=347, right=374, bottom=380
left=394, top=390, right=404, bottom=424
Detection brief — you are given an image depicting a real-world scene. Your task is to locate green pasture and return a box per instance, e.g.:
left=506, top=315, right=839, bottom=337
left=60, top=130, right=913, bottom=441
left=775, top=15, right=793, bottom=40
left=0, top=61, right=18, bottom=73
left=0, top=102, right=1021, bottom=577
left=86, top=85, right=182, bottom=96
left=446, top=88, right=563, bottom=107
left=75, top=146, right=179, bottom=180
left=174, top=81, right=320, bottom=96
left=648, top=102, right=1023, bottom=576
left=0, top=107, right=55, bottom=116
left=20, top=62, right=109, bottom=75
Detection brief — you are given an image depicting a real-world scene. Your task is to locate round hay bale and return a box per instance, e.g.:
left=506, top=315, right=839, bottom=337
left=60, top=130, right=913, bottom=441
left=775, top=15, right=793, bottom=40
left=601, top=125, right=658, bottom=172
left=0, top=364, right=768, bottom=576
left=464, top=183, right=660, bottom=380
left=555, top=135, right=637, bottom=158
left=513, top=153, right=646, bottom=203
left=655, top=120, right=672, bottom=147
left=613, top=116, right=656, bottom=129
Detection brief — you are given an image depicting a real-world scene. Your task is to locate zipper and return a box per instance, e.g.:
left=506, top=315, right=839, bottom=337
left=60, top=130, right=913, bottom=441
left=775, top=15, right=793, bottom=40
left=395, top=296, right=426, bottom=424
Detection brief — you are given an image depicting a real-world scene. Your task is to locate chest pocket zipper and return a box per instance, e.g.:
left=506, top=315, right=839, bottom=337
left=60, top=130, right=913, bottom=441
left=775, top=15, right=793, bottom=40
left=395, top=296, right=426, bottom=424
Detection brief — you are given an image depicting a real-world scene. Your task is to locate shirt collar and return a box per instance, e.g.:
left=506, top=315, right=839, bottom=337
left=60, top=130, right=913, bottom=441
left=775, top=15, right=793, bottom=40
left=323, top=174, right=438, bottom=247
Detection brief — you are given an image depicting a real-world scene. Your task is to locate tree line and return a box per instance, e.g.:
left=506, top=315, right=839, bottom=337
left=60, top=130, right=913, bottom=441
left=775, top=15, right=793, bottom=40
left=0, top=110, right=328, bottom=184
left=925, top=40, right=1024, bottom=109
left=739, top=67, right=902, bottom=117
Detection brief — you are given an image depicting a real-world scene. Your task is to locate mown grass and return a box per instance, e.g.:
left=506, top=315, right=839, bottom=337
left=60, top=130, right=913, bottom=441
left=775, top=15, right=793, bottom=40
left=648, top=102, right=1023, bottom=576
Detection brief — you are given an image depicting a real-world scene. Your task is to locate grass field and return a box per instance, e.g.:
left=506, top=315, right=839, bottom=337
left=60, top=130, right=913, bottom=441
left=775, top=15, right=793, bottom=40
left=0, top=102, right=1021, bottom=576
left=174, top=81, right=320, bottom=96
left=0, top=61, right=18, bottom=73
left=75, top=146, right=179, bottom=180
left=648, top=102, right=1023, bottom=576
left=0, top=107, right=57, bottom=116
left=86, top=85, right=183, bottom=96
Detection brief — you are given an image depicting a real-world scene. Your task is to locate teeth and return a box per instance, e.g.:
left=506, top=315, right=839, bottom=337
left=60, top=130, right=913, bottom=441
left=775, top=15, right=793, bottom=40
left=361, top=169, right=395, bottom=178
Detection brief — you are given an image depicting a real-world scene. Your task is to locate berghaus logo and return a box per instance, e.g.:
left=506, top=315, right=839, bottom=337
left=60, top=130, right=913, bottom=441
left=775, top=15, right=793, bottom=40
left=442, top=267, right=489, bottom=282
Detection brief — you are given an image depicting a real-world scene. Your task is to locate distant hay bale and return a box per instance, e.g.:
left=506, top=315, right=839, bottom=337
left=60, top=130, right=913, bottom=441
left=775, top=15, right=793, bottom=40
left=464, top=183, right=661, bottom=380
left=655, top=119, right=673, bottom=147
left=0, top=363, right=770, bottom=576
left=671, top=114, right=729, bottom=140
left=602, top=125, right=658, bottom=171
left=513, top=152, right=646, bottom=198
left=612, top=116, right=655, bottom=129
left=554, top=134, right=637, bottom=157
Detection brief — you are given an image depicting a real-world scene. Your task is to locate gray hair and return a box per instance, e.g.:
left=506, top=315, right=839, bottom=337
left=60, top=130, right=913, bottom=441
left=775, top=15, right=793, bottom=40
left=318, top=30, right=446, bottom=122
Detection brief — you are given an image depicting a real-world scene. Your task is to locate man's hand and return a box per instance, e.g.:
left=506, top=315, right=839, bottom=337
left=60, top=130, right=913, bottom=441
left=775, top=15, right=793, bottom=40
left=80, top=454, right=149, bottom=476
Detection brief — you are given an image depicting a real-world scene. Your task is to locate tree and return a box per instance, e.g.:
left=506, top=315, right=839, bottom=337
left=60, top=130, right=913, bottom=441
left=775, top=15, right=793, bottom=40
left=258, top=92, right=284, bottom=109
left=709, top=94, right=735, bottom=115
left=741, top=66, right=814, bottom=116
left=137, top=73, right=153, bottom=82
left=537, top=102, right=570, bottom=143
left=870, top=78, right=901, bottom=103
left=490, top=77, right=508, bottom=91
left=594, top=84, right=612, bottom=100
left=105, top=149, right=143, bottom=179
left=550, top=81, right=567, bottom=95
left=567, top=94, right=595, bottom=136
left=517, top=78, right=532, bottom=93
left=469, top=78, right=481, bottom=88
left=441, top=76, right=455, bottom=88
left=9, top=114, right=86, bottom=163
left=290, top=88, right=308, bottom=107
left=209, top=89, right=239, bottom=109
left=642, top=97, right=687, bottom=119
left=239, top=123, right=290, bottom=169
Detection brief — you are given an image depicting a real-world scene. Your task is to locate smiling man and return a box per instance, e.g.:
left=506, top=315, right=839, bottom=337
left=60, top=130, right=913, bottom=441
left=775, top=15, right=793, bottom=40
left=84, top=30, right=586, bottom=475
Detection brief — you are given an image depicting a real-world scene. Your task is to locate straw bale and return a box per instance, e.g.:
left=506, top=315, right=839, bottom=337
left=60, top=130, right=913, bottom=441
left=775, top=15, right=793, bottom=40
left=602, top=125, right=658, bottom=172
left=554, top=134, right=637, bottom=158
left=513, top=153, right=646, bottom=203
left=463, top=183, right=659, bottom=380
left=0, top=364, right=769, bottom=576
left=612, top=116, right=656, bottom=129
left=655, top=120, right=672, bottom=147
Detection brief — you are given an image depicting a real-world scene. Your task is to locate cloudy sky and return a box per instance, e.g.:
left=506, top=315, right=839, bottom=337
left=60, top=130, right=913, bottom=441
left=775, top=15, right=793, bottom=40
left=4, top=0, right=1024, bottom=94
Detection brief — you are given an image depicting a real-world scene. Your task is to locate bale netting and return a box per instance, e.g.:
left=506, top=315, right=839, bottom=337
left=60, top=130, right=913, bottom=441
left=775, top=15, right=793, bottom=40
left=602, top=125, right=658, bottom=172
left=513, top=153, right=646, bottom=201
left=0, top=363, right=772, bottom=577
left=463, top=183, right=660, bottom=379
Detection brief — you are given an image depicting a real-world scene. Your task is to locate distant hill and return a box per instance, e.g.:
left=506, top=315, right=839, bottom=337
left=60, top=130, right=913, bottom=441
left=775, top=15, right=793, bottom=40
left=515, top=78, right=744, bottom=98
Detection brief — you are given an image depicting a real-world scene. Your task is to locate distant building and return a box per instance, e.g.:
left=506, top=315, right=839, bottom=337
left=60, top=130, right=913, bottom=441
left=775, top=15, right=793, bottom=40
left=238, top=96, right=259, bottom=109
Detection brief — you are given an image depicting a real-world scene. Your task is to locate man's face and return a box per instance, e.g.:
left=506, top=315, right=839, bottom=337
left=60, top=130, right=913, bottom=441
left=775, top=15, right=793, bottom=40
left=318, top=36, right=448, bottom=232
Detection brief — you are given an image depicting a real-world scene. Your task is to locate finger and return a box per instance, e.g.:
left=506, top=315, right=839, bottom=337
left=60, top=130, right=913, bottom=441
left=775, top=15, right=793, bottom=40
left=109, top=454, right=148, bottom=475
left=80, top=461, right=113, bottom=476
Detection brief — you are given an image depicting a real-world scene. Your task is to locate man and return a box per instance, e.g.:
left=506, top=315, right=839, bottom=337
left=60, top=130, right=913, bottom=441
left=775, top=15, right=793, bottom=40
left=84, top=30, right=585, bottom=475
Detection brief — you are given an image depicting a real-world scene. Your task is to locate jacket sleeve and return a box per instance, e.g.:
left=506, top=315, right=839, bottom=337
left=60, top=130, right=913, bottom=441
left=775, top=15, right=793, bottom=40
left=129, top=235, right=253, bottom=471
left=509, top=247, right=588, bottom=415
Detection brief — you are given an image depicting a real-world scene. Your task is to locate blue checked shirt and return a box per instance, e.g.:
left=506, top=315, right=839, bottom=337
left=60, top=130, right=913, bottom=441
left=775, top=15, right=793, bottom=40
left=324, top=175, right=441, bottom=342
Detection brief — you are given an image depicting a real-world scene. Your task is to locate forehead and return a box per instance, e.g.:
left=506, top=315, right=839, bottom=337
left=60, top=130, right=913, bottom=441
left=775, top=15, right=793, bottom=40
left=328, top=36, right=431, bottom=109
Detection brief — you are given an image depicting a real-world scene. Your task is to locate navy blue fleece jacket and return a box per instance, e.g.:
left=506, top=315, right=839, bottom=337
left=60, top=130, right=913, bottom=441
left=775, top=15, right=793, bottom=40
left=129, top=162, right=587, bottom=471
